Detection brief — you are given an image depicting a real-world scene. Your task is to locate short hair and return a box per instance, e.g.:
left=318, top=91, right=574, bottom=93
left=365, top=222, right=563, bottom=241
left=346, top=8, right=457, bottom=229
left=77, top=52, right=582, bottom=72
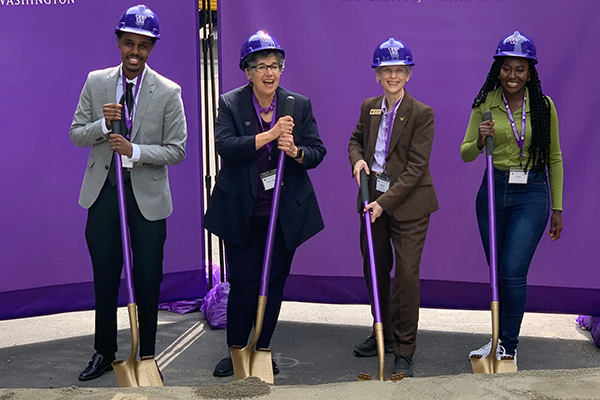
left=375, top=65, right=412, bottom=76
left=242, top=50, right=285, bottom=71
left=116, top=30, right=158, bottom=45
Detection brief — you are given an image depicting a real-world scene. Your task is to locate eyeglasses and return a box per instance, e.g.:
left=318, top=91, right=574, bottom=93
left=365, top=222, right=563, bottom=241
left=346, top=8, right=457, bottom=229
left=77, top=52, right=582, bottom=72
left=380, top=67, right=408, bottom=77
left=249, top=63, right=281, bottom=73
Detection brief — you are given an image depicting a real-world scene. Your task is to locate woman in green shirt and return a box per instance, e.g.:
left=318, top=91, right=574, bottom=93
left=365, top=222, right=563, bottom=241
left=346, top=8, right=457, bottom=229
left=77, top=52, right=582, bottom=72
left=461, top=31, right=563, bottom=370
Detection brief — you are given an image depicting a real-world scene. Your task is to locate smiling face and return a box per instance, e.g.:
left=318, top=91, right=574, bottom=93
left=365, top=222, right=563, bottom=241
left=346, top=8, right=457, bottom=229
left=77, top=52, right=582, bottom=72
left=499, top=57, right=530, bottom=97
left=245, top=54, right=281, bottom=101
left=376, top=65, right=410, bottom=100
left=117, top=32, right=155, bottom=79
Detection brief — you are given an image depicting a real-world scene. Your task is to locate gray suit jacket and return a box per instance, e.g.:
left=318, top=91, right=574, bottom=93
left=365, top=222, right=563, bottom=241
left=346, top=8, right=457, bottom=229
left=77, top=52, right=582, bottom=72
left=70, top=65, right=187, bottom=221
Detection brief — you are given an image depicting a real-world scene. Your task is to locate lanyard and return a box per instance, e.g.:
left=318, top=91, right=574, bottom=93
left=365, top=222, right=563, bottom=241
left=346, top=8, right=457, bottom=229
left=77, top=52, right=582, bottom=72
left=382, top=97, right=402, bottom=168
left=252, top=91, right=277, bottom=153
left=501, top=90, right=527, bottom=158
left=122, top=69, right=144, bottom=132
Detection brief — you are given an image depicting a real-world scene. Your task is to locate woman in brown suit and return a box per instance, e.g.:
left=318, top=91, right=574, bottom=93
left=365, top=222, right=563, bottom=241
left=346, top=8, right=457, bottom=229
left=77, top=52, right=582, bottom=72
left=348, top=38, right=438, bottom=377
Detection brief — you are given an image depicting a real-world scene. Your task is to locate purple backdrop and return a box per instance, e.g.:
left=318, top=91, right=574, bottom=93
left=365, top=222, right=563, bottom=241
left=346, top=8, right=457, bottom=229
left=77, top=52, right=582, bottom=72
left=218, top=0, right=600, bottom=314
left=0, top=0, right=205, bottom=320
left=1, top=0, right=598, bottom=321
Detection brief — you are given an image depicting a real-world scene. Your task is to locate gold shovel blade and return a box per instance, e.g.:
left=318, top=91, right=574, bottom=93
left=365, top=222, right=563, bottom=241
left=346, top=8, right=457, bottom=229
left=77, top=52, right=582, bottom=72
left=470, top=355, right=495, bottom=374
left=113, top=304, right=163, bottom=387
left=494, top=358, right=517, bottom=373
left=357, top=373, right=372, bottom=381
left=113, top=356, right=163, bottom=387
left=471, top=301, right=515, bottom=374
left=470, top=355, right=517, bottom=374
left=358, top=323, right=403, bottom=382
left=231, top=346, right=274, bottom=384
left=358, top=372, right=404, bottom=382
left=390, top=373, right=404, bottom=382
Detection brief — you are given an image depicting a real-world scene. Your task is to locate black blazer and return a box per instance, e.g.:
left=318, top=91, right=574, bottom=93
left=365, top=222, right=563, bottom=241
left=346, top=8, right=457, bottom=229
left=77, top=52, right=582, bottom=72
left=203, top=85, right=326, bottom=251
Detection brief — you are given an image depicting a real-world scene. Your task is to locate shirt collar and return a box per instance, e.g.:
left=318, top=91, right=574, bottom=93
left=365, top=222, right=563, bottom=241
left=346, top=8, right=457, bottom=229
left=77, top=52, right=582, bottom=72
left=489, top=86, right=530, bottom=113
left=118, top=64, right=147, bottom=85
left=381, top=94, right=403, bottom=115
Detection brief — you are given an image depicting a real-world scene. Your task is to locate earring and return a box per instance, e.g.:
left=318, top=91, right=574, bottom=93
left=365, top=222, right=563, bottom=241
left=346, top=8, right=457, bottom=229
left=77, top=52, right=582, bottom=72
left=527, top=77, right=531, bottom=81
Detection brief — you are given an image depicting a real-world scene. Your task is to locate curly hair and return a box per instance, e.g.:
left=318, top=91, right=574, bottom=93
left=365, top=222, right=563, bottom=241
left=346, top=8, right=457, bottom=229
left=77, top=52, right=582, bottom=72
left=471, top=58, right=551, bottom=172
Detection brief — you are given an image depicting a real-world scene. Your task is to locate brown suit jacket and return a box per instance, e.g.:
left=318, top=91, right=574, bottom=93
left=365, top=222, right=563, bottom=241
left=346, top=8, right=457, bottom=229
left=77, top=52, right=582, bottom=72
left=348, top=91, right=439, bottom=221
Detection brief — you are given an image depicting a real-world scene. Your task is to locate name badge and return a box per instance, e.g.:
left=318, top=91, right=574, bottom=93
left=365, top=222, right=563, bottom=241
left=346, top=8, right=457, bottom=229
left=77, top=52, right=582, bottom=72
left=260, top=169, right=277, bottom=191
left=376, top=174, right=391, bottom=193
left=370, top=109, right=382, bottom=115
left=121, top=154, right=134, bottom=169
left=509, top=168, right=529, bottom=184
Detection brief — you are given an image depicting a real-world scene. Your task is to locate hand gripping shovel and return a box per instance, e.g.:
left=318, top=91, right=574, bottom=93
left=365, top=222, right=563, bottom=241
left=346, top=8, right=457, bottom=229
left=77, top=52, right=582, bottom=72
left=470, top=111, right=517, bottom=374
left=357, top=169, right=403, bottom=382
left=230, top=95, right=296, bottom=384
left=110, top=121, right=163, bottom=387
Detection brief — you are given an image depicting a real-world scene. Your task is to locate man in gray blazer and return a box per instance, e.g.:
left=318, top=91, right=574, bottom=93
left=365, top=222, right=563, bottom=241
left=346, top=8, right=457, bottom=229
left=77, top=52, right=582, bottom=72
left=69, top=5, right=186, bottom=381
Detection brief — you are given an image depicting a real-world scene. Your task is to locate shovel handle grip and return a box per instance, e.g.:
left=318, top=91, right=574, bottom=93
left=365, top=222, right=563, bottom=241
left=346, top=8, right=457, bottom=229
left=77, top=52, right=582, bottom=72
left=483, top=111, right=494, bottom=156
left=360, top=169, right=370, bottom=205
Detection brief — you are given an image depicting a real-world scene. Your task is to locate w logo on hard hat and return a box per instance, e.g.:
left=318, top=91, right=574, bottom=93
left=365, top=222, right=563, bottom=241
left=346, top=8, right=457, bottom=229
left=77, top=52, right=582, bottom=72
left=136, top=14, right=147, bottom=25
left=509, top=37, right=520, bottom=45
left=388, top=47, right=399, bottom=55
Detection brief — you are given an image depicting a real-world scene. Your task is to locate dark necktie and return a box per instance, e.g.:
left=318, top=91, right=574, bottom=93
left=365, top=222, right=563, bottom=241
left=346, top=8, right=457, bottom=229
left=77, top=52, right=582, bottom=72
left=125, top=82, right=134, bottom=120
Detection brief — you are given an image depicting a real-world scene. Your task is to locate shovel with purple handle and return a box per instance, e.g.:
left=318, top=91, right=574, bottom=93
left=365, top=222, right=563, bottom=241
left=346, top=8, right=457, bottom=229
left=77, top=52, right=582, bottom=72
left=109, top=120, right=163, bottom=387
left=470, top=110, right=516, bottom=374
left=357, top=169, right=403, bottom=382
left=230, top=95, right=296, bottom=384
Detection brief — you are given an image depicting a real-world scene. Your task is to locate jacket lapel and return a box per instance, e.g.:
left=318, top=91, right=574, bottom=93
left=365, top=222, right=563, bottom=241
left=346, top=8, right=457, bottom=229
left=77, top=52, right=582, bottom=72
left=241, top=85, right=260, bottom=197
left=131, top=66, right=155, bottom=141
left=105, top=66, right=120, bottom=110
left=274, top=86, right=286, bottom=122
left=240, top=85, right=257, bottom=136
left=386, top=91, right=412, bottom=156
left=367, top=96, right=384, bottom=163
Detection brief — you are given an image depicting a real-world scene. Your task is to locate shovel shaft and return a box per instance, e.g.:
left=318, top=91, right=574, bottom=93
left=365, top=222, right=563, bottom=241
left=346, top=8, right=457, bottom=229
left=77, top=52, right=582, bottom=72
left=485, top=137, right=499, bottom=303
left=259, top=150, right=285, bottom=297
left=360, top=170, right=383, bottom=324
left=114, top=152, right=135, bottom=304
left=374, top=323, right=386, bottom=381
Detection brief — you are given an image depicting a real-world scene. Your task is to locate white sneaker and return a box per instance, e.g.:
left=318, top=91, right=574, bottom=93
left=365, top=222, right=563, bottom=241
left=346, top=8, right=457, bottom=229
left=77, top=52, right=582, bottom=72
left=469, top=338, right=502, bottom=359
left=496, top=345, right=518, bottom=370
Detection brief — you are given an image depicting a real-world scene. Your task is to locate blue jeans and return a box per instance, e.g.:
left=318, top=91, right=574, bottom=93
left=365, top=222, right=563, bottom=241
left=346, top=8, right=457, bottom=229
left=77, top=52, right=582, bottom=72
left=476, top=168, right=550, bottom=355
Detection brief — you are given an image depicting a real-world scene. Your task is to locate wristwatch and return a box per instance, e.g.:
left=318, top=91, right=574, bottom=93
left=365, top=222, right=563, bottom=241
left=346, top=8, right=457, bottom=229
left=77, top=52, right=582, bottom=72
left=294, top=146, right=303, bottom=159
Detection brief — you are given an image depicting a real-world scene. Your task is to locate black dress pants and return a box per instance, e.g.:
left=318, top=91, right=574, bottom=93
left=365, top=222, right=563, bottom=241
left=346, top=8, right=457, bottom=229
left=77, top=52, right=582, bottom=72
left=85, top=179, right=166, bottom=357
left=225, top=215, right=295, bottom=349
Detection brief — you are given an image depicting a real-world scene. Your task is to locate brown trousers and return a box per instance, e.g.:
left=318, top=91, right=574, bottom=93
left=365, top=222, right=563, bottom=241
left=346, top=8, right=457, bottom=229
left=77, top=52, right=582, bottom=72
left=360, top=181, right=430, bottom=356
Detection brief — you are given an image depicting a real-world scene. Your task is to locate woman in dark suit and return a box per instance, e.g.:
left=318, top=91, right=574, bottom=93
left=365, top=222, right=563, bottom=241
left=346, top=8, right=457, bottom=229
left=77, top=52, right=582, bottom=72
left=348, top=38, right=438, bottom=377
left=203, top=31, right=326, bottom=377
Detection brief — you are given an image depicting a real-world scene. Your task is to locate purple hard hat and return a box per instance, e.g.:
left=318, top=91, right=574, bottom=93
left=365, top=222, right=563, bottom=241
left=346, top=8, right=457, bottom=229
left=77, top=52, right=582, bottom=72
left=494, top=31, right=537, bottom=64
left=115, top=5, right=161, bottom=39
left=372, top=38, right=414, bottom=68
left=239, top=31, right=285, bottom=70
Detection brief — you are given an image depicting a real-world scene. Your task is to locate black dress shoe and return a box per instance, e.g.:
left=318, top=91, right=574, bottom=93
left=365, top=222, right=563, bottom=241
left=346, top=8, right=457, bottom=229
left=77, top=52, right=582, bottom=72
left=394, top=354, right=414, bottom=377
left=213, top=357, right=280, bottom=377
left=79, top=352, right=116, bottom=381
left=213, top=356, right=234, bottom=377
left=354, top=336, right=394, bottom=357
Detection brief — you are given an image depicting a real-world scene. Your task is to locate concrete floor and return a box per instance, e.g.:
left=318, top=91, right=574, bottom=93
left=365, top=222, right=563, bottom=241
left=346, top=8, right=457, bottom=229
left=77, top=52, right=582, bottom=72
left=0, top=302, right=598, bottom=391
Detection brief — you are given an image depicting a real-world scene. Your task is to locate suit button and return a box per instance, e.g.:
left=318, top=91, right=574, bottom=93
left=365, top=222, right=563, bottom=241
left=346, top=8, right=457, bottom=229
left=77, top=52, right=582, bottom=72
left=105, top=165, right=109, bottom=170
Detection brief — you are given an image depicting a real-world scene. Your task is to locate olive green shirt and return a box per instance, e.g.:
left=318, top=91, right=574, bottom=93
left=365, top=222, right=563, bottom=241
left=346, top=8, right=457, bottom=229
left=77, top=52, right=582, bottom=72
left=460, top=87, right=563, bottom=210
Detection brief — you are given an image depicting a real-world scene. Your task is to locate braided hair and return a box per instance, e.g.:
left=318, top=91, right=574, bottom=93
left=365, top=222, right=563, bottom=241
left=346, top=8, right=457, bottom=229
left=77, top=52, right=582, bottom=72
left=471, top=58, right=551, bottom=172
